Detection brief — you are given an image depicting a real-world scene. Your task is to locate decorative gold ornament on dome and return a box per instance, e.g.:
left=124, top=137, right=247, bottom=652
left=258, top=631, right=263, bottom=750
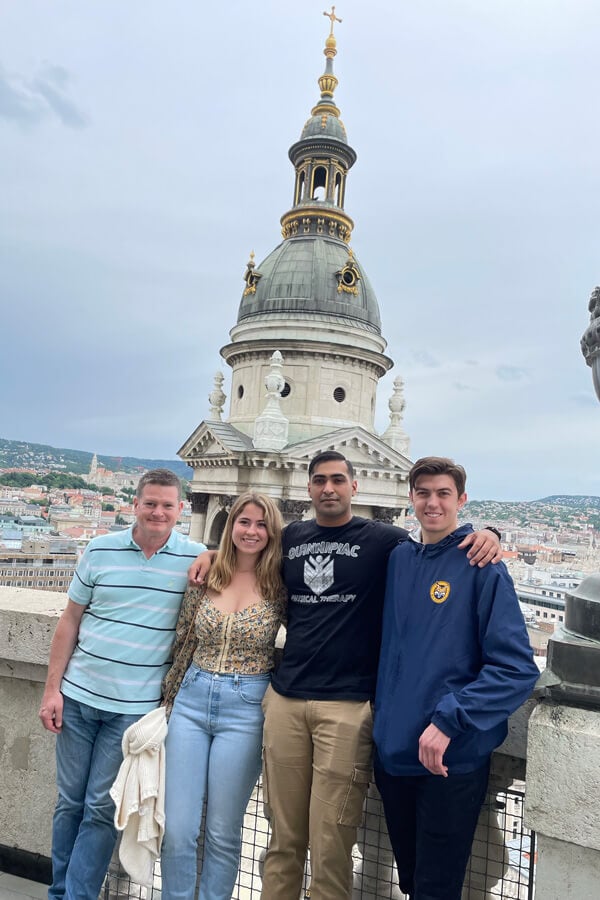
left=242, top=250, right=262, bottom=296
left=281, top=208, right=354, bottom=241
left=336, top=247, right=361, bottom=294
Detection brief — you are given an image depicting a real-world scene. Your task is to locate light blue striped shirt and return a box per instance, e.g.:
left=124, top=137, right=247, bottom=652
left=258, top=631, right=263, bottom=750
left=62, top=526, right=205, bottom=714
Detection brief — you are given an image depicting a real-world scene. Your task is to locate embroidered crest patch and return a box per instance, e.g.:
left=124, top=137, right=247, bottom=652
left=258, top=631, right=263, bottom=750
left=430, top=581, right=451, bottom=604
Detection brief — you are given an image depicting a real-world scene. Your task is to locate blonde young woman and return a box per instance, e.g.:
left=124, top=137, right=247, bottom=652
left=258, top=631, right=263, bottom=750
left=160, top=493, right=285, bottom=900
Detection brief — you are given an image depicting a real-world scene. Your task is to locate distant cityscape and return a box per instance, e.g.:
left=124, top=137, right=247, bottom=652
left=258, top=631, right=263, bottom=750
left=0, top=437, right=194, bottom=593
left=1, top=435, right=599, bottom=668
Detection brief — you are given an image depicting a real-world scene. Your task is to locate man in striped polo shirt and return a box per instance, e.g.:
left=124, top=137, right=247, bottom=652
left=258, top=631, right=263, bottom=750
left=39, top=468, right=205, bottom=900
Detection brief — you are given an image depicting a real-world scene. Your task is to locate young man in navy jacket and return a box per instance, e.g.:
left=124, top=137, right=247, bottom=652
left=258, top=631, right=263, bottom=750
left=374, top=457, right=538, bottom=900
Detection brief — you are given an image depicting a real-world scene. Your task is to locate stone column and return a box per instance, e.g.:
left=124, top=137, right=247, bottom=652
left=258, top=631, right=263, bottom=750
left=524, top=291, right=600, bottom=894
left=189, top=492, right=209, bottom=543
left=525, top=576, right=600, bottom=899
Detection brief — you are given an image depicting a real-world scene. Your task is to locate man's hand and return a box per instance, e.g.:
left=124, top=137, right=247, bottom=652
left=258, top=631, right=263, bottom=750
left=38, top=598, right=85, bottom=735
left=39, top=690, right=64, bottom=734
left=418, top=723, right=451, bottom=776
left=458, top=529, right=502, bottom=567
left=188, top=549, right=217, bottom=585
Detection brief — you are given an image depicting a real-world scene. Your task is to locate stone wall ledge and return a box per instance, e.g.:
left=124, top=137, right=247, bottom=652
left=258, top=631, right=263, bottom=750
left=0, top=587, right=64, bottom=857
left=0, top=586, right=66, bottom=668
left=525, top=701, right=600, bottom=852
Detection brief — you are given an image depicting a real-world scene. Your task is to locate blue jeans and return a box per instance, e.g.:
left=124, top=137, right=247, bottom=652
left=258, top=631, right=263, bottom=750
left=49, top=696, right=140, bottom=900
left=160, top=665, right=270, bottom=900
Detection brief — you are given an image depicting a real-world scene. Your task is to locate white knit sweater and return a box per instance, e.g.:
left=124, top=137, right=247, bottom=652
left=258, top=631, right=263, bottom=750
left=109, top=706, right=168, bottom=887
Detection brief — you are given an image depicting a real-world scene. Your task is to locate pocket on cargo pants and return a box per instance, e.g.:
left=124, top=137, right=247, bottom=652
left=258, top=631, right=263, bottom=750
left=337, top=764, right=372, bottom=826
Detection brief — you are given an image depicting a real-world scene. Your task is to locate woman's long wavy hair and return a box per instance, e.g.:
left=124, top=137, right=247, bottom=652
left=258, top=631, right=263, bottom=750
left=206, top=492, right=284, bottom=605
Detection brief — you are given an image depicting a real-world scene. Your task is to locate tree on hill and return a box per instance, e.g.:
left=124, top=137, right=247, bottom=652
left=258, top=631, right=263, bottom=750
left=0, top=472, right=90, bottom=490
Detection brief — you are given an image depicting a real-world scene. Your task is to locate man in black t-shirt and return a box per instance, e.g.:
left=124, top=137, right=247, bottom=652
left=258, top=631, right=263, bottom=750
left=260, top=451, right=501, bottom=900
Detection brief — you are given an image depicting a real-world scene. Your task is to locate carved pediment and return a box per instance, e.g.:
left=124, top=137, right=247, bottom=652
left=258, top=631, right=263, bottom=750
left=178, top=421, right=253, bottom=463
left=286, top=426, right=412, bottom=477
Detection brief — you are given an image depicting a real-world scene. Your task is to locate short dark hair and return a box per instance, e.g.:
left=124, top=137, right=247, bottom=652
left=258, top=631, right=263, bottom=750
left=409, top=457, right=467, bottom=497
left=308, top=451, right=354, bottom=479
left=136, top=468, right=182, bottom=501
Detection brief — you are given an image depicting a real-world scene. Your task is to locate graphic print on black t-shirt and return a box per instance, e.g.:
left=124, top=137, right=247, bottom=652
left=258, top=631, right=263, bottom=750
left=272, top=517, right=408, bottom=701
left=305, top=553, right=334, bottom=596
left=288, top=537, right=360, bottom=603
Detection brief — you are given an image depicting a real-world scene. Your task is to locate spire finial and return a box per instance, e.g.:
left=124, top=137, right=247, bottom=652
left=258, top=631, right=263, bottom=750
left=382, top=377, right=411, bottom=456
left=253, top=351, right=289, bottom=451
left=208, top=371, right=226, bottom=421
left=323, top=6, right=342, bottom=38
left=322, top=6, right=342, bottom=61
left=314, top=8, right=342, bottom=107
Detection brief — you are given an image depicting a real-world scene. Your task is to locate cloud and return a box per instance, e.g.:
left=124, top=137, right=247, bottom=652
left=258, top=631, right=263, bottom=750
left=496, top=365, right=529, bottom=382
left=570, top=390, right=598, bottom=408
left=0, top=61, right=87, bottom=129
left=453, top=381, right=475, bottom=391
left=0, top=65, right=40, bottom=125
left=411, top=350, right=440, bottom=368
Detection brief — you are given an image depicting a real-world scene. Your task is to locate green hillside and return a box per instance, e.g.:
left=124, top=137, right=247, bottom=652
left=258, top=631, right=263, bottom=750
left=0, top=437, right=191, bottom=479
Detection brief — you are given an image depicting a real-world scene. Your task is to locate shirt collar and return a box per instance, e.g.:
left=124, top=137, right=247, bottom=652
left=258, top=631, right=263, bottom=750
left=409, top=527, right=423, bottom=543
left=128, top=525, right=177, bottom=553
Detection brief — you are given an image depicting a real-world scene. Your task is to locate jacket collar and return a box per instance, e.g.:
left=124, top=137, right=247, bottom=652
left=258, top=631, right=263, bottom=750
left=409, top=523, right=474, bottom=555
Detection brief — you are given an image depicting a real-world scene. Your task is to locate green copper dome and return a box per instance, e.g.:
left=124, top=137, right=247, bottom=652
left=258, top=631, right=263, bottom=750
left=237, top=237, right=381, bottom=334
left=300, top=112, right=348, bottom=142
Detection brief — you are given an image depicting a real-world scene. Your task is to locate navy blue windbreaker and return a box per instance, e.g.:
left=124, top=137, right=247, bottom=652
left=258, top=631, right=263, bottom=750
left=374, top=525, right=539, bottom=775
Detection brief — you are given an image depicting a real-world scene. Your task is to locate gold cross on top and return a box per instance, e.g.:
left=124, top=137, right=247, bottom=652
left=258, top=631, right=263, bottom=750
left=323, top=6, right=342, bottom=36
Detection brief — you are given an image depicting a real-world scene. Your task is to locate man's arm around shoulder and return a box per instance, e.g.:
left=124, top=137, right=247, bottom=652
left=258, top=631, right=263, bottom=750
left=458, top=528, right=502, bottom=567
left=39, top=599, right=86, bottom=734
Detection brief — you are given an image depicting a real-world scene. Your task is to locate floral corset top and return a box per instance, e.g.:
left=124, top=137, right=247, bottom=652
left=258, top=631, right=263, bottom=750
left=171, top=585, right=286, bottom=680
left=192, top=590, right=285, bottom=674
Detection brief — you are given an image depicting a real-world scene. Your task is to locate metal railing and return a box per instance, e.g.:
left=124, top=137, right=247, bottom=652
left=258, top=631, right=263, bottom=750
left=104, top=780, right=535, bottom=899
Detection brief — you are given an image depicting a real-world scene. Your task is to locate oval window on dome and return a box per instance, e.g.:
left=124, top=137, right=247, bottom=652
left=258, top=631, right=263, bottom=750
left=333, top=387, right=346, bottom=403
left=237, top=385, right=244, bottom=399
left=281, top=382, right=291, bottom=398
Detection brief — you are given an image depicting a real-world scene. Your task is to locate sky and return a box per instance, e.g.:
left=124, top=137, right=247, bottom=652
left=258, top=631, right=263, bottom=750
left=1, top=0, right=599, bottom=501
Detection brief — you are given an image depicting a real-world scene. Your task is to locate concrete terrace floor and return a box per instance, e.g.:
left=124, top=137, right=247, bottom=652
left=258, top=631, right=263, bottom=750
left=0, top=873, right=47, bottom=900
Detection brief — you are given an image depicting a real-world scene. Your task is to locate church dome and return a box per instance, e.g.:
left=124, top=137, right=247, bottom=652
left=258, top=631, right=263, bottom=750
left=236, top=236, right=381, bottom=334
left=300, top=112, right=347, bottom=142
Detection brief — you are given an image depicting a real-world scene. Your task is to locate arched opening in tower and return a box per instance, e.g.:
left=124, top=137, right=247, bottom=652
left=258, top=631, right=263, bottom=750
left=311, top=165, right=327, bottom=201
left=208, top=507, right=228, bottom=548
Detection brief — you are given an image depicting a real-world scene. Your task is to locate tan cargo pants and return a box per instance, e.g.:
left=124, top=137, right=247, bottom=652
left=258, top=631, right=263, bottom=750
left=260, top=685, right=373, bottom=900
